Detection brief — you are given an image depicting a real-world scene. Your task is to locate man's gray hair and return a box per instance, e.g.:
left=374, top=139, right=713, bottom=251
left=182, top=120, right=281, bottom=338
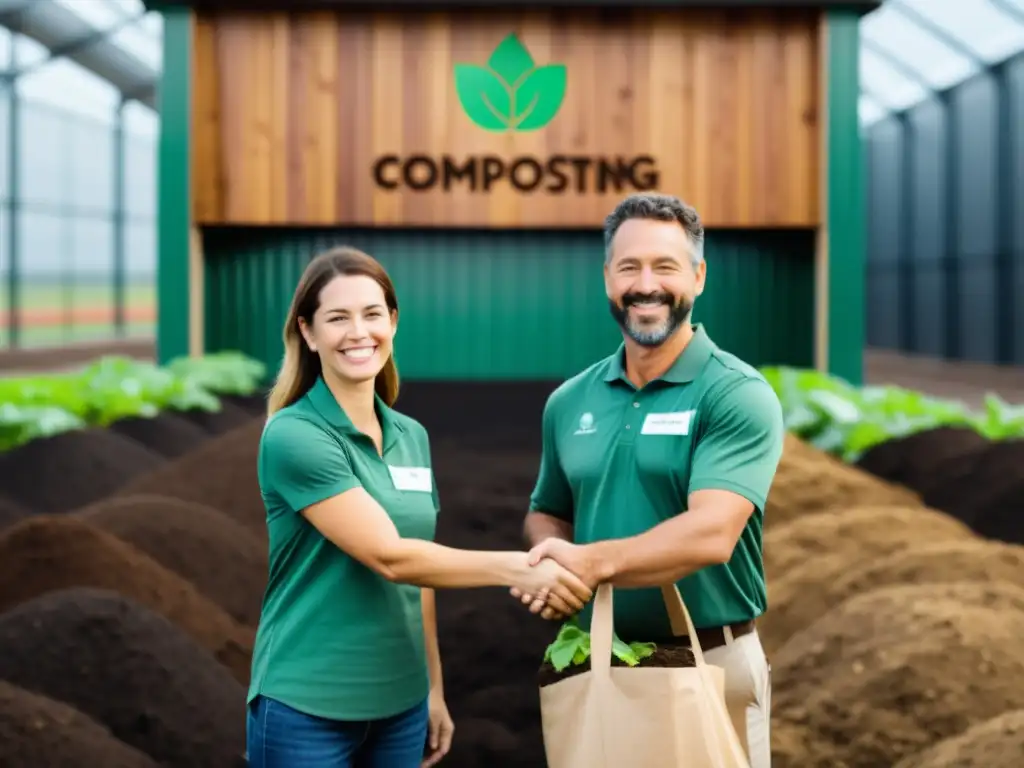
left=602, top=193, right=705, bottom=266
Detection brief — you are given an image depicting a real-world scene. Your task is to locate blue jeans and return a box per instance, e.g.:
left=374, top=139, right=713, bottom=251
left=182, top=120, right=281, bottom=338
left=246, top=695, right=429, bottom=768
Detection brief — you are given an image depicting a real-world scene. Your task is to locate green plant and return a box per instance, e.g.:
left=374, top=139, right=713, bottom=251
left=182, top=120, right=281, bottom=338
left=760, top=365, right=1024, bottom=462
left=454, top=33, right=567, bottom=132
left=543, top=616, right=657, bottom=673
left=0, top=351, right=267, bottom=452
left=166, top=352, right=266, bottom=396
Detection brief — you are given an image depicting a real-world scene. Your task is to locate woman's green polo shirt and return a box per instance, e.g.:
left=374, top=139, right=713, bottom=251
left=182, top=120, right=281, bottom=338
left=248, top=376, right=439, bottom=721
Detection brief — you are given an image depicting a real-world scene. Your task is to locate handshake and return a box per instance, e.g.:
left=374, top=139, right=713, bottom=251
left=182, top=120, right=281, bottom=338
left=508, top=538, right=605, bottom=621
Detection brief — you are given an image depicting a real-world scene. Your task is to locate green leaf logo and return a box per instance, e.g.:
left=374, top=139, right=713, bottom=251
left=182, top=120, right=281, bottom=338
left=453, top=33, right=567, bottom=133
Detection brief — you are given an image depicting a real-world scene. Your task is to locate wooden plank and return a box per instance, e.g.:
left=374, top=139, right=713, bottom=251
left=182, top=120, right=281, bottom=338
left=191, top=8, right=822, bottom=227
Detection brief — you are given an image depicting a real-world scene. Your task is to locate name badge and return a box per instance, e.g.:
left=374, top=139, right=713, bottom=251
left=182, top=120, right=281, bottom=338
left=641, top=410, right=695, bottom=436
left=388, top=465, right=433, bottom=493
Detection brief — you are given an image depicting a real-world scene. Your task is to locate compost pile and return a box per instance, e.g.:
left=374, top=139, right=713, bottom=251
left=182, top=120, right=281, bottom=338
left=892, top=708, right=1024, bottom=768
left=2, top=390, right=1024, bottom=767
left=0, top=679, right=159, bottom=768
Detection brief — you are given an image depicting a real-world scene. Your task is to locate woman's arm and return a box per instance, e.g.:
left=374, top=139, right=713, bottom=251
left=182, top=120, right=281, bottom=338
left=262, top=414, right=592, bottom=610
left=422, top=588, right=454, bottom=766
left=301, top=486, right=592, bottom=611
left=422, top=588, right=443, bottom=692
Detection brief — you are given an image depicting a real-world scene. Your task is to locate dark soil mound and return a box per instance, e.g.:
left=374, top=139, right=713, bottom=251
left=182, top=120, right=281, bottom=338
left=763, top=538, right=1024, bottom=655
left=0, top=495, right=29, bottom=531
left=77, top=494, right=267, bottom=626
left=762, top=504, right=973, bottom=584
left=440, top=718, right=522, bottom=768
left=770, top=581, right=1024, bottom=768
left=0, top=679, right=159, bottom=768
left=0, top=588, right=247, bottom=768
left=108, top=412, right=210, bottom=458
left=175, top=401, right=255, bottom=435
left=117, top=421, right=267, bottom=540
left=0, top=515, right=253, bottom=683
left=764, top=435, right=921, bottom=528
left=431, top=455, right=559, bottom=768
left=921, top=438, right=1024, bottom=544
left=0, top=428, right=164, bottom=513
left=893, top=708, right=1024, bottom=768
left=221, top=393, right=268, bottom=417
left=854, top=426, right=988, bottom=496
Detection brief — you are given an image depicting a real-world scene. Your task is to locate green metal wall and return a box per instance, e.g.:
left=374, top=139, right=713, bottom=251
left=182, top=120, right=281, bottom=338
left=202, top=227, right=814, bottom=380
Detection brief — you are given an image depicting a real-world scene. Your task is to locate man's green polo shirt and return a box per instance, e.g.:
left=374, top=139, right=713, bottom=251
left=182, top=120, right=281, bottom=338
left=248, top=376, right=439, bottom=720
left=529, top=324, right=784, bottom=642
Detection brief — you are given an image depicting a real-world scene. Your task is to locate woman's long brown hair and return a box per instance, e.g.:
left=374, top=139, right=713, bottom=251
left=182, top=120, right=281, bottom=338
left=266, top=246, right=400, bottom=415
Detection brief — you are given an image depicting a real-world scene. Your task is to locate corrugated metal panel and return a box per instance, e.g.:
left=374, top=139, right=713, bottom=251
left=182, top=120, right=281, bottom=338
left=865, top=118, right=904, bottom=351
left=202, top=227, right=815, bottom=380
left=865, top=50, right=1024, bottom=366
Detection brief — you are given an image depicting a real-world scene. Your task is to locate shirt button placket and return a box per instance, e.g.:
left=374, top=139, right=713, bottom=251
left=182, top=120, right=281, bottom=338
left=622, top=399, right=644, bottom=443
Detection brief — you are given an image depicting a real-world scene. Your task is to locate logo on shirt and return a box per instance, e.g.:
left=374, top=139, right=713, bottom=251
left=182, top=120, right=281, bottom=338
left=574, top=412, right=597, bottom=435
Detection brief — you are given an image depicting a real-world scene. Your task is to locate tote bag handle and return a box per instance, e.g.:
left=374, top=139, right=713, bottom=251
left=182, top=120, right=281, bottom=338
left=589, top=583, right=751, bottom=768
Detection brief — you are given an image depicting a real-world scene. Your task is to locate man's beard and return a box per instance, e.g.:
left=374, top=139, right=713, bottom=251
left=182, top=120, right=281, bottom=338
left=608, top=291, right=693, bottom=348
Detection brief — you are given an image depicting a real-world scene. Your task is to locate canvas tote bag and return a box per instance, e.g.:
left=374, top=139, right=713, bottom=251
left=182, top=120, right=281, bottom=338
left=539, top=583, right=750, bottom=768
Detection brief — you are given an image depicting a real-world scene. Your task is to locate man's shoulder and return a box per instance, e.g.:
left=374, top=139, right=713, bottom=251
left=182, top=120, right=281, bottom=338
left=544, top=352, right=618, bottom=413
left=705, top=345, right=768, bottom=386
left=698, top=349, right=781, bottom=424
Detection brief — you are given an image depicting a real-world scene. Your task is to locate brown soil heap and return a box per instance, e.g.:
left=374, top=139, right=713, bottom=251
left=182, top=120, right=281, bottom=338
left=770, top=581, right=1024, bottom=768
left=77, top=494, right=267, bottom=627
left=892, top=708, right=1024, bottom=768
left=854, top=425, right=988, bottom=496
left=0, top=515, right=253, bottom=684
left=0, top=495, right=29, bottom=530
left=764, top=435, right=921, bottom=528
left=921, top=438, right=1024, bottom=545
left=0, top=679, right=160, bottom=768
left=0, top=428, right=164, bottom=513
left=0, top=588, right=247, bottom=768
left=175, top=401, right=256, bottom=435
left=762, top=504, right=974, bottom=583
left=221, top=393, right=269, bottom=416
left=109, top=412, right=210, bottom=458
left=439, top=718, right=521, bottom=767
left=117, top=420, right=268, bottom=540
left=763, top=538, right=1024, bottom=655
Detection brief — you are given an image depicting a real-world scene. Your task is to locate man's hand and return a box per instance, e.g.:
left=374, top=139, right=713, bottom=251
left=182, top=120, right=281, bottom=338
left=510, top=539, right=609, bottom=620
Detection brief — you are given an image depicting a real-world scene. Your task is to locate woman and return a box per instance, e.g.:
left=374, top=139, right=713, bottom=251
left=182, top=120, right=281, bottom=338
left=246, top=246, right=593, bottom=768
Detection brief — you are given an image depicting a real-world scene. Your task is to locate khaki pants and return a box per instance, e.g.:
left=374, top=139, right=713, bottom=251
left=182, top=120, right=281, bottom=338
left=703, top=628, right=772, bottom=768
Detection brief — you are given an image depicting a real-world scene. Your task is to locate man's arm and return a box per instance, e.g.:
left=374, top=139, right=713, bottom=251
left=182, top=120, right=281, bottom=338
left=523, top=393, right=575, bottom=546
left=531, top=377, right=784, bottom=589
left=524, top=511, right=573, bottom=548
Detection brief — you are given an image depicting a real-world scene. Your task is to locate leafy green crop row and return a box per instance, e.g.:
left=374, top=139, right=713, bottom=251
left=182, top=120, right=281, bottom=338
left=761, top=366, right=1024, bottom=463
left=0, top=352, right=266, bottom=452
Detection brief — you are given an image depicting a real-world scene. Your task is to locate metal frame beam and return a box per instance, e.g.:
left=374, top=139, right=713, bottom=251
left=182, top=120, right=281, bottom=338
left=7, top=11, right=147, bottom=79
left=988, top=0, right=1024, bottom=27
left=886, top=0, right=985, bottom=64
left=0, top=0, right=158, bottom=110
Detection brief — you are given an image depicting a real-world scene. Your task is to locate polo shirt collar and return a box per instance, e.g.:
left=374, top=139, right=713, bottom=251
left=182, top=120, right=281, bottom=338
left=603, top=323, right=716, bottom=386
left=307, top=374, right=405, bottom=451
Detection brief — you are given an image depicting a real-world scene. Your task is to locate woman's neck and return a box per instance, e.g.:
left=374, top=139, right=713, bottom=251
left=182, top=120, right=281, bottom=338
left=323, top=370, right=377, bottom=428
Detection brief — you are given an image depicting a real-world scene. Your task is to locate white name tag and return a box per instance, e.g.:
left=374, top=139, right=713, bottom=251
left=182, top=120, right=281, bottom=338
left=641, top=410, right=695, bottom=435
left=388, top=465, right=433, bottom=493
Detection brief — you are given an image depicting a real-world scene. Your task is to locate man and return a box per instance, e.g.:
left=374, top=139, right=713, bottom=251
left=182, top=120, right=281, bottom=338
left=515, top=192, right=784, bottom=768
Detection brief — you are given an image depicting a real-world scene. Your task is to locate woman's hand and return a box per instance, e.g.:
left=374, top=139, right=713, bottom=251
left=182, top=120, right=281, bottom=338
left=422, top=686, right=454, bottom=767
left=510, top=553, right=593, bottom=616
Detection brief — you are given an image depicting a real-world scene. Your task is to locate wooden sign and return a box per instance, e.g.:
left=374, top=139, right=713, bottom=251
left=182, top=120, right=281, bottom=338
left=192, top=8, right=822, bottom=228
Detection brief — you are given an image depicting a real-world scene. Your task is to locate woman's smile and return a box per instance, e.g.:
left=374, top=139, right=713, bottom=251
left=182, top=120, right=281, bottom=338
left=339, top=344, right=378, bottom=364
